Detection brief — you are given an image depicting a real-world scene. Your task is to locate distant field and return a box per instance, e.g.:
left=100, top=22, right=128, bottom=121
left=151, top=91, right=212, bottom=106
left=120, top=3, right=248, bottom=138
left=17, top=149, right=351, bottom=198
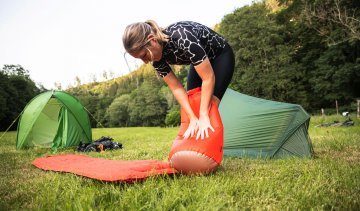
left=0, top=115, right=359, bottom=210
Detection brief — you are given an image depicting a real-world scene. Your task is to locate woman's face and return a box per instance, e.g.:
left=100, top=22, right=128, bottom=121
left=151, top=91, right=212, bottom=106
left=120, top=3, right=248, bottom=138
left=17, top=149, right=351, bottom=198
left=130, top=38, right=163, bottom=64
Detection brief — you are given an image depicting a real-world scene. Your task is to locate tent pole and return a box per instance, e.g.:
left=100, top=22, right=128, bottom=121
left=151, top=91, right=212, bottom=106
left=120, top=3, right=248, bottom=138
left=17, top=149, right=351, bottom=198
left=83, top=106, right=105, bottom=128
left=0, top=111, right=23, bottom=142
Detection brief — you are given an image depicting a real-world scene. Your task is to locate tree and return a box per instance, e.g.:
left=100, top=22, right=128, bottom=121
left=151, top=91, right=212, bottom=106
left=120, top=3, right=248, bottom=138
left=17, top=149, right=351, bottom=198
left=302, top=0, right=360, bottom=46
left=102, top=70, right=108, bottom=80
left=128, top=80, right=168, bottom=126
left=0, top=71, right=10, bottom=124
left=54, top=82, right=62, bottom=90
left=1, top=64, right=30, bottom=78
left=165, top=105, right=181, bottom=127
left=106, top=94, right=131, bottom=127
left=276, top=0, right=360, bottom=110
left=75, top=76, right=81, bottom=87
left=309, top=42, right=360, bottom=108
left=0, top=65, right=40, bottom=130
left=90, top=73, right=97, bottom=83
left=219, top=3, right=308, bottom=105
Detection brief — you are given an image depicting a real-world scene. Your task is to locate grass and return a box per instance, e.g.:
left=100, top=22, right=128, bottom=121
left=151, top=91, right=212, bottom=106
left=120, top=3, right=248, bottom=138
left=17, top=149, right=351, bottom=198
left=0, top=115, right=359, bottom=210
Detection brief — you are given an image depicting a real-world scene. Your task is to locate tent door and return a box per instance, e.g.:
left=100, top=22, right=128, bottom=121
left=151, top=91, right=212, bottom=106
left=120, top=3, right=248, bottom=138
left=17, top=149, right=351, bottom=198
left=29, top=98, right=62, bottom=147
left=52, top=107, right=68, bottom=150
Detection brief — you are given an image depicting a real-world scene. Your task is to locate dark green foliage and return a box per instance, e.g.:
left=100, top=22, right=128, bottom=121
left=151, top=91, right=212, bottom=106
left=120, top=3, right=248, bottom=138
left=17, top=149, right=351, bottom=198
left=165, top=105, right=181, bottom=127
left=219, top=1, right=359, bottom=112
left=309, top=42, right=360, bottom=108
left=283, top=0, right=360, bottom=110
left=106, top=94, right=131, bottom=127
left=72, top=93, right=107, bottom=128
left=219, top=3, right=308, bottom=106
left=128, top=79, right=168, bottom=126
left=0, top=65, right=41, bottom=131
left=0, top=71, right=10, bottom=124
left=68, top=64, right=187, bottom=128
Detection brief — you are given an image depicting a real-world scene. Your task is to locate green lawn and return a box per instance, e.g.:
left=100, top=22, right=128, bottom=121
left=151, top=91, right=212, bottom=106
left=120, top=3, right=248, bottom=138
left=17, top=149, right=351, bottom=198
left=0, top=116, right=359, bottom=210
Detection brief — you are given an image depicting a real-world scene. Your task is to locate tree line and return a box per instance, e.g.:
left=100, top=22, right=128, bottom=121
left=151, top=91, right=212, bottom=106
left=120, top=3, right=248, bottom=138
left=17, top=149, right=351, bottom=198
left=1, top=0, right=359, bottom=130
left=68, top=64, right=187, bottom=128
left=219, top=0, right=359, bottom=111
left=0, top=65, right=44, bottom=130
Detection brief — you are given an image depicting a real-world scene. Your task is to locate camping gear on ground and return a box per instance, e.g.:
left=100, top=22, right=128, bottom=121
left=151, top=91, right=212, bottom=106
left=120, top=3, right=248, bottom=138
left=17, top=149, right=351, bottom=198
left=32, top=154, right=176, bottom=182
left=77, top=136, right=122, bottom=152
left=16, top=90, right=92, bottom=151
left=219, top=88, right=314, bottom=158
left=315, top=117, right=354, bottom=127
left=168, top=87, right=223, bottom=175
left=32, top=88, right=223, bottom=182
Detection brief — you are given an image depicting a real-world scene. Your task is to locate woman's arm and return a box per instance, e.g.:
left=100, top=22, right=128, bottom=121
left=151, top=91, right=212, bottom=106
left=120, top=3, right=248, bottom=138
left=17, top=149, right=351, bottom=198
left=193, top=58, right=215, bottom=139
left=163, top=59, right=215, bottom=140
left=163, top=71, right=196, bottom=119
left=163, top=71, right=199, bottom=138
left=194, top=58, right=215, bottom=117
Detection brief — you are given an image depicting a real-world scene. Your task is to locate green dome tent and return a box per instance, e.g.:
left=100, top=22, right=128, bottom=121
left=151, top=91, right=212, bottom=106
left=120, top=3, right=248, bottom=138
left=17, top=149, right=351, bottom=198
left=16, top=90, right=92, bottom=151
left=219, top=89, right=313, bottom=158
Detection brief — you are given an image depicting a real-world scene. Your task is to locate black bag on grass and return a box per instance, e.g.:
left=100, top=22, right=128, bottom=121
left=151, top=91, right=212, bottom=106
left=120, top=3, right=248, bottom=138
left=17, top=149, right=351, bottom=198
left=77, top=136, right=122, bottom=152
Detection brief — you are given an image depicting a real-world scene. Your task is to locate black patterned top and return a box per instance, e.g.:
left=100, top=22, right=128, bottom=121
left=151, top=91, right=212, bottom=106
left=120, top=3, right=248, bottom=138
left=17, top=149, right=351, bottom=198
left=152, top=21, right=227, bottom=77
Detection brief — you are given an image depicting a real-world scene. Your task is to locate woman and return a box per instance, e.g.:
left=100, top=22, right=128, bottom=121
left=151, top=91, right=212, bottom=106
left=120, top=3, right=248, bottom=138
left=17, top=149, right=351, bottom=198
left=123, top=20, right=235, bottom=140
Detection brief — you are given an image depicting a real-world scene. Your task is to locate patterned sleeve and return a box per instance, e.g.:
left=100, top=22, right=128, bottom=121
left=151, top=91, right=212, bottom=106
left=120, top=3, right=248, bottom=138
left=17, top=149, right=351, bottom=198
left=153, top=59, right=172, bottom=78
left=177, top=28, right=207, bottom=66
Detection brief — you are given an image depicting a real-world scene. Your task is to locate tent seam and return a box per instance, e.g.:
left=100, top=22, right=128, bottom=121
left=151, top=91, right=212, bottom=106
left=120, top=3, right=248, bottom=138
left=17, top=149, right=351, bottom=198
left=54, top=96, right=92, bottom=142
left=270, top=116, right=311, bottom=158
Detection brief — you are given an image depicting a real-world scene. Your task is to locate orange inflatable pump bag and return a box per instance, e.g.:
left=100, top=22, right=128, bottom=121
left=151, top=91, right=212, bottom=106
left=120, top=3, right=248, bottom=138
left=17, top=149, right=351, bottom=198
left=168, top=88, right=224, bottom=174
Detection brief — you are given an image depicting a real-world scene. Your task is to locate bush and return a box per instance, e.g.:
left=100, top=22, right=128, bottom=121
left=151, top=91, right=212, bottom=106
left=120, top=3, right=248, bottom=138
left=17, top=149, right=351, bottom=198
left=165, top=107, right=180, bottom=127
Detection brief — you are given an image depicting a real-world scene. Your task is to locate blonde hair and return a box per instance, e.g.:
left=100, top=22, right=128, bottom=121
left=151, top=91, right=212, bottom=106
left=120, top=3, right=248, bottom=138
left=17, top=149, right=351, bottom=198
left=122, top=20, right=169, bottom=53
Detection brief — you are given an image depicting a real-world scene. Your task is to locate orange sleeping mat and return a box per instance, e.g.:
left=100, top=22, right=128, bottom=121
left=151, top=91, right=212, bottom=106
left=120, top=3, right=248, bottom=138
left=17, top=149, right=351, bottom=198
left=32, top=88, right=224, bottom=182
left=32, top=154, right=176, bottom=182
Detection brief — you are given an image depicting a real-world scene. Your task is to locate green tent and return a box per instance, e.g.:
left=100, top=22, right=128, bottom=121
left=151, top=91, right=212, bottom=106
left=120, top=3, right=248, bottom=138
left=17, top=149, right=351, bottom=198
left=16, top=90, right=92, bottom=151
left=219, top=88, right=313, bottom=158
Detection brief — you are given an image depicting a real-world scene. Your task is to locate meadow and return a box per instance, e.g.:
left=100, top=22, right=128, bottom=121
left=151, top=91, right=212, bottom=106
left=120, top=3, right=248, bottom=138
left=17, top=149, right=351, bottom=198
left=0, top=115, right=359, bottom=210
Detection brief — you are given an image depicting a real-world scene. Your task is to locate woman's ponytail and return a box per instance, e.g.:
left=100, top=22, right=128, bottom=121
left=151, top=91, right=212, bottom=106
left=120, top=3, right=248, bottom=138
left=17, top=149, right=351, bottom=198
left=145, top=20, right=169, bottom=43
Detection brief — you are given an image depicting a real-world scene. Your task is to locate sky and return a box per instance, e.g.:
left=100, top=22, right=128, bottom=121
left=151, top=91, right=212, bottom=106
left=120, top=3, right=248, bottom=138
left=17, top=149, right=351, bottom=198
left=0, top=0, right=254, bottom=89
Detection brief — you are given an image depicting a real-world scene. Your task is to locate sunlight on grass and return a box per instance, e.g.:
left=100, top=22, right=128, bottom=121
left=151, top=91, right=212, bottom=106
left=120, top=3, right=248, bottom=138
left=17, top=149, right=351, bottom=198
left=0, top=116, right=359, bottom=209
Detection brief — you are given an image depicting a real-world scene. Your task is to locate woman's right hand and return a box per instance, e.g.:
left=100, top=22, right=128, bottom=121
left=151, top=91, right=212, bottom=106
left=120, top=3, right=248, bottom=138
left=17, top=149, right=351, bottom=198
left=183, top=117, right=199, bottom=139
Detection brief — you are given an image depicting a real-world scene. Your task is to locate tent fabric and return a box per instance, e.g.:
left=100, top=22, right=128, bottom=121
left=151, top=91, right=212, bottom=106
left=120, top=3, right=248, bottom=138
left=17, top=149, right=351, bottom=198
left=16, top=91, right=92, bottom=151
left=32, top=154, right=176, bottom=182
left=219, top=88, right=313, bottom=158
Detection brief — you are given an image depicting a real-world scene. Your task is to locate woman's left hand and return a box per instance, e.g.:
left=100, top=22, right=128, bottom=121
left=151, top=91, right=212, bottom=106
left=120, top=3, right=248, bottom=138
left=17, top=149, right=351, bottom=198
left=196, top=114, right=215, bottom=140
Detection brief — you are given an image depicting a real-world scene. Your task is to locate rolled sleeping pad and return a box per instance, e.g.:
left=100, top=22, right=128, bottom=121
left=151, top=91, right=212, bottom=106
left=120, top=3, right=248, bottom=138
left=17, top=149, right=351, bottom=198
left=168, top=88, right=224, bottom=175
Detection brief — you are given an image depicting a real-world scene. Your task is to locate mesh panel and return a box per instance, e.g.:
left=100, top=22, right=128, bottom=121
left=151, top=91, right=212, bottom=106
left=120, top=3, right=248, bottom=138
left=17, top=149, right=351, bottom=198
left=29, top=98, right=62, bottom=147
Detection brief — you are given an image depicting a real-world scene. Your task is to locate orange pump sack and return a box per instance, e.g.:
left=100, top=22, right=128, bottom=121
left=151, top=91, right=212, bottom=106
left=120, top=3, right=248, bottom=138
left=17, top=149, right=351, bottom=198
left=168, top=88, right=224, bottom=175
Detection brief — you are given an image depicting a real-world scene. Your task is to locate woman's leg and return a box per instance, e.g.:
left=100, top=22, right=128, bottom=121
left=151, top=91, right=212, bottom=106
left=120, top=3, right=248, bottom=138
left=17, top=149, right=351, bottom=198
left=187, top=43, right=235, bottom=106
left=210, top=43, right=235, bottom=103
left=186, top=64, right=202, bottom=91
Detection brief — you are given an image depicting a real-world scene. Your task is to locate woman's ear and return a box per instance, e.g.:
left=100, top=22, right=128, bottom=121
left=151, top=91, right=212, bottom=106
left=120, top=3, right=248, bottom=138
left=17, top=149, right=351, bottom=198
left=147, top=34, right=155, bottom=40
left=148, top=34, right=159, bottom=44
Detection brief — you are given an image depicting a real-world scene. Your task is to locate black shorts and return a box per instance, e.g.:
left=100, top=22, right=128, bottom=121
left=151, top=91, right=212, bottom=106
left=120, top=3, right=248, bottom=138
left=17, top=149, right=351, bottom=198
left=187, top=43, right=235, bottom=101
